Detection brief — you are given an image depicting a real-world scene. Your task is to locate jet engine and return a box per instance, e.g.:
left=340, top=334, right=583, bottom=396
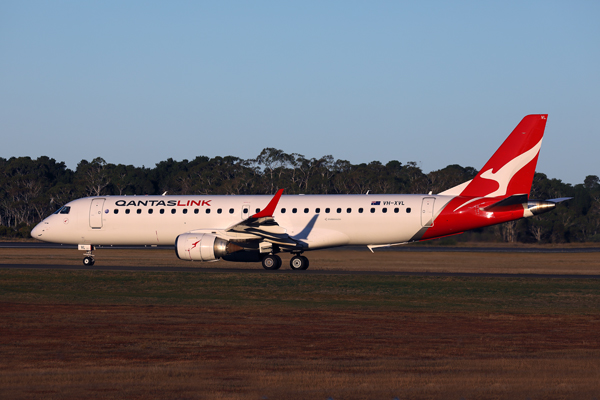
left=175, top=233, right=243, bottom=261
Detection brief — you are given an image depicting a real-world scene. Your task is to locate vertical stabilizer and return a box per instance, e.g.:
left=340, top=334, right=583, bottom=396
left=458, top=114, right=547, bottom=198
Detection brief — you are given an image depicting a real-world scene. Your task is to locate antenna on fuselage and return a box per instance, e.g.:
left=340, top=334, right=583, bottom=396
left=162, top=191, right=167, bottom=196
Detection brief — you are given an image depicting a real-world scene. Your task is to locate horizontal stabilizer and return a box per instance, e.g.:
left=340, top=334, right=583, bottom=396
left=483, top=194, right=528, bottom=212
left=546, top=197, right=573, bottom=203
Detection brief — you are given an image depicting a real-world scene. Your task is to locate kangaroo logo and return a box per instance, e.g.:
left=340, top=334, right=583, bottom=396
left=479, top=138, right=543, bottom=197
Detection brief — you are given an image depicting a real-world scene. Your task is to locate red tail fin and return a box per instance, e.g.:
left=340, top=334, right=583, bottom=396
left=459, top=114, right=547, bottom=198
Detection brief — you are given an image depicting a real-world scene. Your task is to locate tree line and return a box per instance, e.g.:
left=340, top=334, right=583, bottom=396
left=1, top=148, right=598, bottom=243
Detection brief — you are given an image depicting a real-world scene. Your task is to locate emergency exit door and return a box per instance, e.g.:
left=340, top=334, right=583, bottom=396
left=241, top=204, right=251, bottom=219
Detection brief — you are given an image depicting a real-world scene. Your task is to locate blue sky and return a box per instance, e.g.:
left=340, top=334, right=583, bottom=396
left=1, top=1, right=598, bottom=185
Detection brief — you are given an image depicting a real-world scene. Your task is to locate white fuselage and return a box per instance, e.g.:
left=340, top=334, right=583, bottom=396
left=30, top=115, right=552, bottom=268
left=32, top=194, right=453, bottom=249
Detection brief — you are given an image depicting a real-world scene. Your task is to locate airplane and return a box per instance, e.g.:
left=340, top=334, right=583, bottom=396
left=31, top=114, right=569, bottom=270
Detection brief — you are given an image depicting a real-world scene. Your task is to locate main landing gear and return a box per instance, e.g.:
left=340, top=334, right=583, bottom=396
left=290, top=255, right=309, bottom=270
left=261, top=254, right=282, bottom=270
left=261, top=254, right=310, bottom=271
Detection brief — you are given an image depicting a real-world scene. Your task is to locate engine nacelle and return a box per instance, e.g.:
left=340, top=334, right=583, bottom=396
left=175, top=233, right=242, bottom=261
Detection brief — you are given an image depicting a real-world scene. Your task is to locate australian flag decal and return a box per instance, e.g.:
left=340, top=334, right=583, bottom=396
left=371, top=201, right=380, bottom=205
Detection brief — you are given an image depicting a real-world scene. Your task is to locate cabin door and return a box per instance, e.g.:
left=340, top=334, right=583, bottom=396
left=421, top=197, right=435, bottom=227
left=90, top=199, right=105, bottom=229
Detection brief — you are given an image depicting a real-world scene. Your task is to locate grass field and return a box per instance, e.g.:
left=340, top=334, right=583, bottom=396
left=1, top=248, right=600, bottom=399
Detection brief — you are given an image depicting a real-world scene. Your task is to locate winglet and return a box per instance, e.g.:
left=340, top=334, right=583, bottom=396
left=251, top=189, right=284, bottom=219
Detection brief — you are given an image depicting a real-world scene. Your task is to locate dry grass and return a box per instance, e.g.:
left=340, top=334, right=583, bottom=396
left=2, top=247, right=600, bottom=275
left=1, top=302, right=600, bottom=399
left=3, top=356, right=600, bottom=399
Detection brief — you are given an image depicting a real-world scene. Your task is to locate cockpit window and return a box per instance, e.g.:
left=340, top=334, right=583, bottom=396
left=53, top=206, right=71, bottom=215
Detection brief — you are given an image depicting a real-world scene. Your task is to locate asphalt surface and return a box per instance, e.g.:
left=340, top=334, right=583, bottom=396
left=2, top=242, right=600, bottom=253
left=2, top=242, right=599, bottom=279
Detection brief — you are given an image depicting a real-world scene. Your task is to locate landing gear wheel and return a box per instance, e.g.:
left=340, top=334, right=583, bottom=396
left=290, top=255, right=309, bottom=270
left=300, top=255, right=309, bottom=270
left=83, top=256, right=95, bottom=266
left=262, top=254, right=282, bottom=270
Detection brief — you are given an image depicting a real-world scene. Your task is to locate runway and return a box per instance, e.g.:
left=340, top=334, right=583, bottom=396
left=2, top=241, right=600, bottom=253
left=1, top=262, right=599, bottom=279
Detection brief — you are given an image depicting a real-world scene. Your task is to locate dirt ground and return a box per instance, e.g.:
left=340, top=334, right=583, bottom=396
left=2, top=302, right=600, bottom=400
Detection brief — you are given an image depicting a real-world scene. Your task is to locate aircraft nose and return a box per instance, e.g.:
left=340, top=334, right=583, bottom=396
left=31, top=223, right=44, bottom=238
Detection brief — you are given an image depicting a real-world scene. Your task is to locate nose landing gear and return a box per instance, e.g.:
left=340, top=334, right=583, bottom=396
left=79, top=244, right=96, bottom=266
left=83, top=256, right=95, bottom=266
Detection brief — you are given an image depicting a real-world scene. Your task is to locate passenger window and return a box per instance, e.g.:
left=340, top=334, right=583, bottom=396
left=114, top=209, right=119, bottom=214
left=406, top=208, right=412, bottom=213
left=229, top=208, right=234, bottom=214
left=304, top=208, right=309, bottom=213
left=148, top=209, right=153, bottom=214
left=217, top=209, right=222, bottom=214
left=292, top=208, right=297, bottom=213
left=243, top=208, right=249, bottom=214
left=394, top=208, right=399, bottom=213
left=382, top=208, right=387, bottom=213
left=315, top=208, right=321, bottom=213
left=160, top=209, right=165, bottom=214
left=358, top=208, right=363, bottom=213
left=325, top=208, right=330, bottom=213
left=370, top=208, right=375, bottom=213
left=125, top=209, right=130, bottom=214
left=255, top=208, right=260, bottom=213
left=137, top=209, right=142, bottom=214
left=336, top=208, right=342, bottom=213
left=183, top=209, right=188, bottom=214
left=171, top=209, right=176, bottom=214
left=194, top=209, right=199, bottom=214
left=206, top=209, right=211, bottom=214
left=281, top=208, right=286, bottom=214
left=347, top=208, right=351, bottom=213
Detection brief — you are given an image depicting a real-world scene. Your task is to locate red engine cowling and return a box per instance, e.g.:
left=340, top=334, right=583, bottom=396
left=175, top=233, right=240, bottom=261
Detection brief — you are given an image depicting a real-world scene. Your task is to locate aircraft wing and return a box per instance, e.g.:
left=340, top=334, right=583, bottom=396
left=224, top=189, right=303, bottom=251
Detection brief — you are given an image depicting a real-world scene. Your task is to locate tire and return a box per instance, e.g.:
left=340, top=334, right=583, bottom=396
left=300, top=255, right=309, bottom=270
left=290, top=255, right=305, bottom=270
left=262, top=254, right=282, bottom=270
left=83, top=257, right=94, bottom=266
